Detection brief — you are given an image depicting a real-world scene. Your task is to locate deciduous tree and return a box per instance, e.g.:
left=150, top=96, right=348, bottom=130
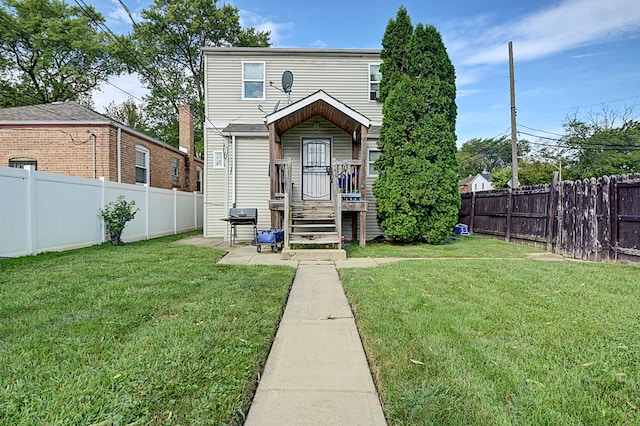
left=120, top=0, right=270, bottom=153
left=0, top=0, right=116, bottom=106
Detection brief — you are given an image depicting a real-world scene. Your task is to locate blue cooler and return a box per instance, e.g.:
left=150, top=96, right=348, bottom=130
left=454, top=224, right=469, bottom=235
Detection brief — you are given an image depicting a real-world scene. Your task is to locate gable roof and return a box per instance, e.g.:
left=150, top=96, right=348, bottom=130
left=265, top=90, right=371, bottom=136
left=458, top=175, right=475, bottom=186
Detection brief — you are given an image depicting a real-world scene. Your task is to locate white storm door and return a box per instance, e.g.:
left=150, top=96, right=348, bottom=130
left=302, top=138, right=331, bottom=200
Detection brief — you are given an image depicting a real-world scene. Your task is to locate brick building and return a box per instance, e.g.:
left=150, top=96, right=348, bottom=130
left=0, top=102, right=203, bottom=192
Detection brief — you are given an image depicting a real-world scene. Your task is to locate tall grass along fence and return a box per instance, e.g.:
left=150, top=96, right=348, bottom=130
left=1, top=166, right=203, bottom=257
left=458, top=172, right=640, bottom=263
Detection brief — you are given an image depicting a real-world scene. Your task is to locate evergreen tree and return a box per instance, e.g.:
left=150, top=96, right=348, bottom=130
left=373, top=9, right=460, bottom=244
left=378, top=6, right=413, bottom=103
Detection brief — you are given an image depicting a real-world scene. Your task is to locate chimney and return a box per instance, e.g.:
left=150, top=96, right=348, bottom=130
left=178, top=103, right=195, bottom=191
left=178, top=103, right=194, bottom=156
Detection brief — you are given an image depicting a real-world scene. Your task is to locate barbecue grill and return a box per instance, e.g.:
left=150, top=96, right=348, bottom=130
left=222, top=208, right=258, bottom=246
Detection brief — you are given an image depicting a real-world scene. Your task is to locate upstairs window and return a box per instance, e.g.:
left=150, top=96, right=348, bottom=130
left=369, top=64, right=382, bottom=101
left=243, top=62, right=265, bottom=99
left=172, top=158, right=180, bottom=185
left=135, top=146, right=149, bottom=184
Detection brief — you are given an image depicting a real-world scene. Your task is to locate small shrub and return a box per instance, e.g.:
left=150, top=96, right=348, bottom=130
left=100, top=195, right=139, bottom=245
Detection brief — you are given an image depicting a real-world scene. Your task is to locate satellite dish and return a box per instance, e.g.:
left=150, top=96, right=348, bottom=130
left=282, top=71, right=294, bottom=93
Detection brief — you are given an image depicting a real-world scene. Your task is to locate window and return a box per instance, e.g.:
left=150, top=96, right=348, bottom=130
left=369, top=64, right=382, bottom=101
left=172, top=158, right=180, bottom=185
left=196, top=167, right=203, bottom=193
left=9, top=158, right=37, bottom=169
left=213, top=151, right=224, bottom=168
left=135, top=146, right=149, bottom=184
left=368, top=149, right=382, bottom=175
left=243, top=62, right=265, bottom=99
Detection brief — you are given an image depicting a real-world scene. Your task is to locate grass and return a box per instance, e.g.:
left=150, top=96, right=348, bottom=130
left=345, top=235, right=546, bottom=258
left=0, top=233, right=296, bottom=425
left=341, top=258, right=640, bottom=425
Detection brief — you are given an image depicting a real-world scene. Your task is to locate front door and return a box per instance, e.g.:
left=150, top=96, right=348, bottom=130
left=302, top=138, right=331, bottom=200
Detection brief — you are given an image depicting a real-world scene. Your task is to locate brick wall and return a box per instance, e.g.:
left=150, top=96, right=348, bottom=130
left=0, top=124, right=204, bottom=191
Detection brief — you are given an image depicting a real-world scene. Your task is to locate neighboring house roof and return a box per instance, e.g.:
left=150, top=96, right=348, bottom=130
left=266, top=90, right=371, bottom=135
left=0, top=101, right=186, bottom=156
left=458, top=175, right=475, bottom=187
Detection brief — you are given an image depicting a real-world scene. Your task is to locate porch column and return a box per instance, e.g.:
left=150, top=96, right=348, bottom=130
left=268, top=123, right=281, bottom=228
left=359, top=124, right=368, bottom=247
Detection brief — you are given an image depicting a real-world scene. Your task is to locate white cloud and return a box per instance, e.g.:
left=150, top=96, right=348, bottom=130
left=446, top=0, right=640, bottom=66
left=310, top=40, right=328, bottom=48
left=239, top=9, right=293, bottom=47
left=92, top=73, right=148, bottom=113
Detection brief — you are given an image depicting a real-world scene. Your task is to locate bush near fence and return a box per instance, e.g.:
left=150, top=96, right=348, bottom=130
left=458, top=172, right=640, bottom=263
left=0, top=166, right=203, bottom=258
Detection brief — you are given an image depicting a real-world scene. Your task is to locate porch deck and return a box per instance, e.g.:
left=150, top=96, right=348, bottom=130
left=270, top=159, right=368, bottom=248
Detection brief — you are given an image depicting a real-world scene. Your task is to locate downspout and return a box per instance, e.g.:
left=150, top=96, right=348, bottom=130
left=117, top=128, right=122, bottom=182
left=232, top=135, right=237, bottom=208
left=92, top=133, right=97, bottom=179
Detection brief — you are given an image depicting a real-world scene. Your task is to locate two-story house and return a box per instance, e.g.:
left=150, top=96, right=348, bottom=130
left=0, top=102, right=204, bottom=192
left=202, top=47, right=385, bottom=248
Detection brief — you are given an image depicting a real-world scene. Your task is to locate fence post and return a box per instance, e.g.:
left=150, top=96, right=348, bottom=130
left=600, top=176, right=610, bottom=261
left=546, top=172, right=559, bottom=251
left=610, top=175, right=619, bottom=261
left=100, top=177, right=106, bottom=243
left=25, top=165, right=37, bottom=255
left=469, top=191, right=476, bottom=232
left=193, top=191, right=198, bottom=231
left=173, top=188, right=178, bottom=235
left=145, top=184, right=150, bottom=240
left=505, top=188, right=512, bottom=242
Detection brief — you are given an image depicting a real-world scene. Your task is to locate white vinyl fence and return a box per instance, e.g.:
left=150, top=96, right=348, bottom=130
left=0, top=166, right=203, bottom=257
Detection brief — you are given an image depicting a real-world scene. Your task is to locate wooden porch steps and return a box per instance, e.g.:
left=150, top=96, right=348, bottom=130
left=287, top=201, right=340, bottom=247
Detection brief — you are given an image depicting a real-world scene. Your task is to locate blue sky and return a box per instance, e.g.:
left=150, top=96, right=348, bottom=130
left=89, top=0, right=640, bottom=146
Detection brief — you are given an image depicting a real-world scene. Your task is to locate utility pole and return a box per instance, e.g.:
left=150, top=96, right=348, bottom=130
left=509, top=41, right=519, bottom=189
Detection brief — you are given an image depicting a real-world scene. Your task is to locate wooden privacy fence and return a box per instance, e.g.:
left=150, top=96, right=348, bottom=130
left=458, top=173, right=640, bottom=263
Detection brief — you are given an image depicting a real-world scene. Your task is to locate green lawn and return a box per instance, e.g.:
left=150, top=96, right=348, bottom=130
left=345, top=235, right=546, bottom=258
left=341, top=258, right=640, bottom=425
left=0, top=233, right=295, bottom=425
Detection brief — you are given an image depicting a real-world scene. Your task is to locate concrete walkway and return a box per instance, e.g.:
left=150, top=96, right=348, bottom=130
left=176, top=236, right=387, bottom=424
left=244, top=261, right=386, bottom=425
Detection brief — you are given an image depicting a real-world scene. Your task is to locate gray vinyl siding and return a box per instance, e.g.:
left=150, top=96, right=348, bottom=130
left=204, top=48, right=383, bottom=126
left=233, top=136, right=270, bottom=242
left=366, top=139, right=385, bottom=240
left=203, top=129, right=227, bottom=238
left=282, top=117, right=352, bottom=203
left=203, top=48, right=385, bottom=241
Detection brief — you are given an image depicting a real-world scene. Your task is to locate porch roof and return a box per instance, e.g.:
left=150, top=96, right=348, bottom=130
left=265, top=90, right=371, bottom=136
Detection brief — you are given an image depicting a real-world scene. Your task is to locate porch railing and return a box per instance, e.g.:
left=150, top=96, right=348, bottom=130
left=274, top=158, right=292, bottom=198
left=335, top=160, right=363, bottom=201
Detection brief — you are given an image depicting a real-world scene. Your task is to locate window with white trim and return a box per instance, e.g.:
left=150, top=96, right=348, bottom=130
left=369, top=63, right=382, bottom=101
left=172, top=158, right=180, bottom=185
left=243, top=62, right=265, bottom=99
left=135, top=146, right=149, bottom=184
left=213, top=151, right=224, bottom=168
left=368, top=149, right=382, bottom=175
left=196, top=167, right=203, bottom=192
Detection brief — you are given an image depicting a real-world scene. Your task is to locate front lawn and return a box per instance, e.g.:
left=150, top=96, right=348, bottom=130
left=0, top=234, right=295, bottom=425
left=341, top=258, right=640, bottom=425
left=345, top=235, right=545, bottom=258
